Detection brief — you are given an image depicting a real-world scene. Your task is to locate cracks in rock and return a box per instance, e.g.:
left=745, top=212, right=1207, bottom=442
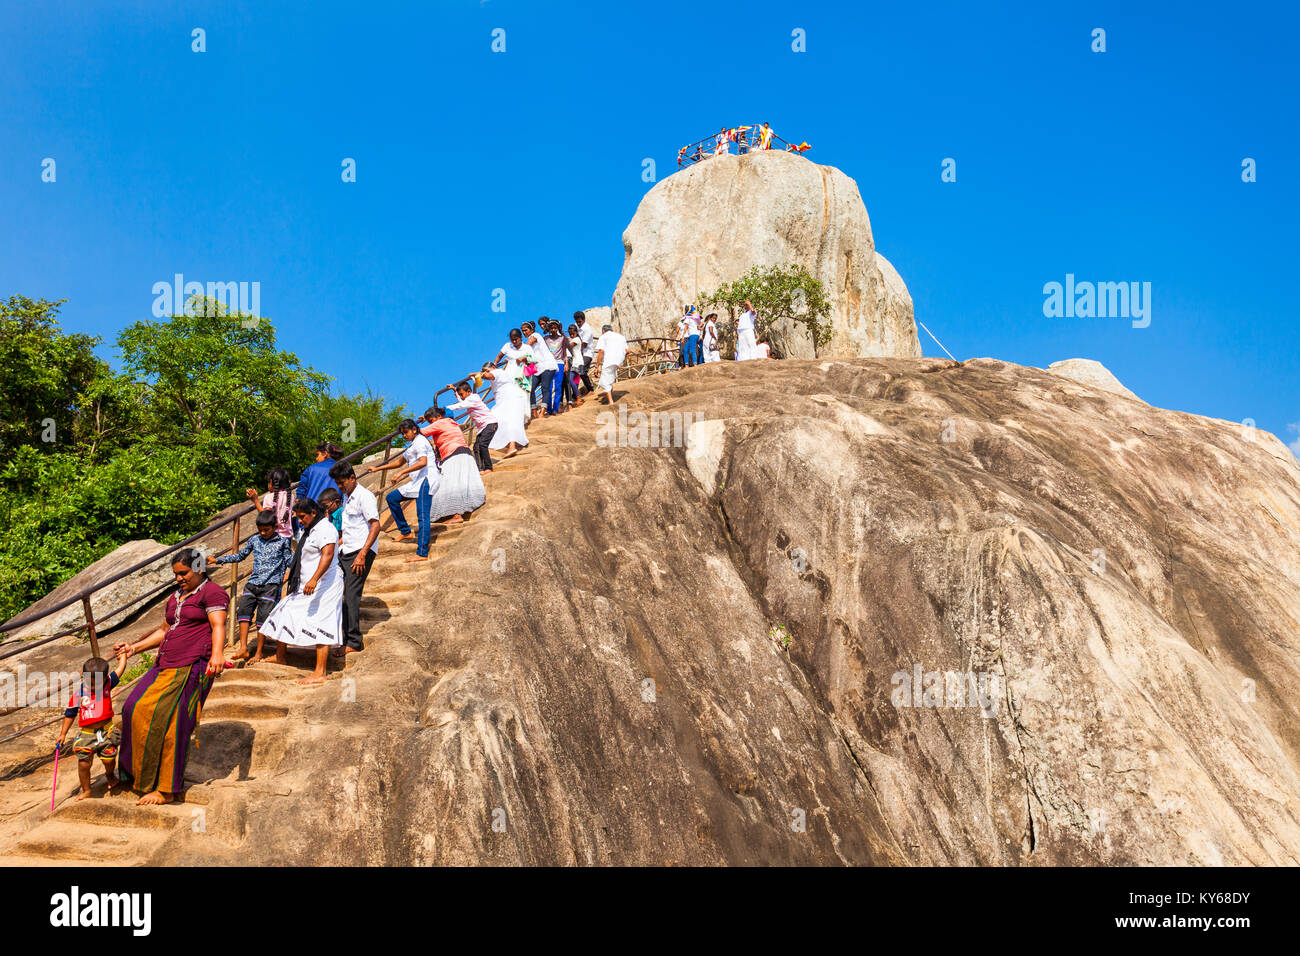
left=988, top=547, right=1044, bottom=856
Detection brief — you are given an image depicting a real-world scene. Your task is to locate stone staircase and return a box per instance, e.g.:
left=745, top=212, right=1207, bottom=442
left=0, top=429, right=568, bottom=866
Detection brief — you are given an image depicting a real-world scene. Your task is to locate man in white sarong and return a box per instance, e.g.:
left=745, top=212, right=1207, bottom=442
left=592, top=323, right=628, bottom=405
left=735, top=300, right=759, bottom=361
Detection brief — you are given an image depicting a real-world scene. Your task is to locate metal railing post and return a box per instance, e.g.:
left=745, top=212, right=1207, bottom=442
left=226, top=515, right=240, bottom=646
left=81, top=595, right=100, bottom=659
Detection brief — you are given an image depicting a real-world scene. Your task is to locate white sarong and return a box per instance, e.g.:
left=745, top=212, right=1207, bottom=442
left=259, top=520, right=344, bottom=647
left=488, top=366, right=530, bottom=449
left=736, top=328, right=758, bottom=361
left=428, top=450, right=486, bottom=518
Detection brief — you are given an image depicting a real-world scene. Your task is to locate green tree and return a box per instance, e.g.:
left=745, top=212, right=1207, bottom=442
left=0, top=291, right=407, bottom=628
left=701, top=263, right=832, bottom=357
left=0, top=296, right=107, bottom=455
left=117, top=295, right=331, bottom=495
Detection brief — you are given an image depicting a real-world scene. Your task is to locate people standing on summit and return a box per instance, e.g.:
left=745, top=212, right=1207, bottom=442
left=703, top=312, right=721, bottom=363
left=679, top=305, right=702, bottom=367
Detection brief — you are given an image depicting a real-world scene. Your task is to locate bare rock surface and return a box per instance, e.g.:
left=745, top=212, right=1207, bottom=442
left=5, top=540, right=172, bottom=644
left=1047, top=358, right=1143, bottom=402
left=611, top=151, right=921, bottom=359
left=2, top=358, right=1298, bottom=865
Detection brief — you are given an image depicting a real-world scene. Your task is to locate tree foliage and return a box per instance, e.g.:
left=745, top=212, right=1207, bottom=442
left=701, top=263, right=832, bottom=357
left=0, top=296, right=106, bottom=455
left=0, top=294, right=406, bottom=625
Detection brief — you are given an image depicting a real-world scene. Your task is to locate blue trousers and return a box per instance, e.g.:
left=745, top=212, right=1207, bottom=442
left=387, top=480, right=432, bottom=556
left=530, top=369, right=555, bottom=411
left=547, top=368, right=563, bottom=413
left=385, top=487, right=411, bottom=534
left=683, top=334, right=702, bottom=366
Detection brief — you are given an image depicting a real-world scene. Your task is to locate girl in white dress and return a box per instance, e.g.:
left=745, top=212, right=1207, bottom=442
left=258, top=497, right=344, bottom=685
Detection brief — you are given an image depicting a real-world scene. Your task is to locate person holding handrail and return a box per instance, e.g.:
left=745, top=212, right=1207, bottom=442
left=113, top=548, right=228, bottom=805
left=418, top=406, right=487, bottom=529
left=372, top=419, right=439, bottom=562
left=258, top=496, right=345, bottom=681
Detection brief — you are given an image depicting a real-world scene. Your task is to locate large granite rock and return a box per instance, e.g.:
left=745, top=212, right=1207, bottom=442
left=1047, top=358, right=1143, bottom=402
left=611, top=150, right=921, bottom=359
left=6, top=539, right=173, bottom=643
left=139, top=357, right=1300, bottom=866
left=577, top=306, right=611, bottom=331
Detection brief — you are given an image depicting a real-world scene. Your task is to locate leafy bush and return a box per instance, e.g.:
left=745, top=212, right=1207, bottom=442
left=702, top=263, right=832, bottom=357
left=0, top=294, right=406, bottom=627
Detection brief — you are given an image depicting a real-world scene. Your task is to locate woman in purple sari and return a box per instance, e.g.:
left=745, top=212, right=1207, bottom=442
left=114, top=548, right=228, bottom=806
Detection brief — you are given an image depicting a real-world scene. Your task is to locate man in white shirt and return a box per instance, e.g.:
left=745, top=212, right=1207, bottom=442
left=328, top=460, right=380, bottom=653
left=736, top=299, right=759, bottom=360
left=591, top=323, right=628, bottom=405
left=574, top=311, right=596, bottom=393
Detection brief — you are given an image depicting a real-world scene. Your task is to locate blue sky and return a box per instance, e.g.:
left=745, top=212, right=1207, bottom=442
left=2, top=1, right=1296, bottom=450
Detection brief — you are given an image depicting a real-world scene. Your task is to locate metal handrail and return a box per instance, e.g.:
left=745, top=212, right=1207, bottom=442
left=0, top=345, right=687, bottom=746
left=676, top=125, right=803, bottom=168
left=0, top=428, right=400, bottom=638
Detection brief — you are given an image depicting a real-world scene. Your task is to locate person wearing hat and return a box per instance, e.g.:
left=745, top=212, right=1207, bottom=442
left=591, top=323, right=628, bottom=405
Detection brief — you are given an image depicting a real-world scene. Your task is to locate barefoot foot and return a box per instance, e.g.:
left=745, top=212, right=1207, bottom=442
left=136, top=790, right=172, bottom=806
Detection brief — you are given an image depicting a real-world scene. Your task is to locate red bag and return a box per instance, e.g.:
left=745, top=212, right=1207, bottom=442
left=72, top=681, right=113, bottom=725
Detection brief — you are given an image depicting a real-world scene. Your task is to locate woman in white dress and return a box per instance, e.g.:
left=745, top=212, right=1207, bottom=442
left=258, top=496, right=344, bottom=686
left=486, top=330, right=533, bottom=458
left=735, top=299, right=759, bottom=361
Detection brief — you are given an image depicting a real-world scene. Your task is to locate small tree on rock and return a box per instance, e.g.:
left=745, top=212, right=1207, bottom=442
left=701, top=263, right=832, bottom=357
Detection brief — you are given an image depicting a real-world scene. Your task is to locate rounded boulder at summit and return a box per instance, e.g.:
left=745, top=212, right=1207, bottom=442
left=609, top=149, right=921, bottom=360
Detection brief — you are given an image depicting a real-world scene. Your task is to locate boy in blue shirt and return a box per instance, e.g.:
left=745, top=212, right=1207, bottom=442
left=208, top=510, right=294, bottom=663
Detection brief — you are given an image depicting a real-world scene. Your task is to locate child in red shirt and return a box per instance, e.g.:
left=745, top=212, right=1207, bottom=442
left=57, top=648, right=130, bottom=801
